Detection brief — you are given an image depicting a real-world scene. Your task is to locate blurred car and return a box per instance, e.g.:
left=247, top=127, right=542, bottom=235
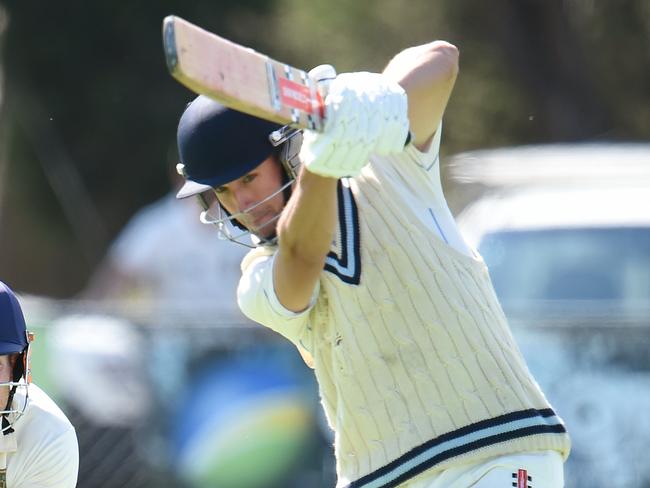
left=446, top=143, right=650, bottom=488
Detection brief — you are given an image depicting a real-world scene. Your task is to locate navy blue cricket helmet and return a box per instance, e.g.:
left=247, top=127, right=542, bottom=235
left=0, top=281, right=28, bottom=356
left=173, top=95, right=303, bottom=247
left=0, top=281, right=34, bottom=434
left=175, top=95, right=284, bottom=199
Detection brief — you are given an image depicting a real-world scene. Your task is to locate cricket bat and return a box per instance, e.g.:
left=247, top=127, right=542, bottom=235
left=162, top=15, right=327, bottom=131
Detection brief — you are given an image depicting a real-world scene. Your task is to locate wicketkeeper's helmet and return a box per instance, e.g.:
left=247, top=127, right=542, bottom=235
left=0, top=281, right=34, bottom=435
left=175, top=95, right=302, bottom=246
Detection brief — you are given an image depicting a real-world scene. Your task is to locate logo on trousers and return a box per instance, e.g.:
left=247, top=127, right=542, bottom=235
left=512, top=469, right=532, bottom=488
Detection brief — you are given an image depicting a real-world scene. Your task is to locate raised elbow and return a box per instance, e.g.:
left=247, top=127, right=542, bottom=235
left=428, top=41, right=459, bottom=79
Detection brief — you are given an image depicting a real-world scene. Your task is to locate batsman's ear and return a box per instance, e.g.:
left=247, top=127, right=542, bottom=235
left=8, top=353, right=19, bottom=368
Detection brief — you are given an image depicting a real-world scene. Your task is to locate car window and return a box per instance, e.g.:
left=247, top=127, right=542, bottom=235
left=478, top=227, right=650, bottom=305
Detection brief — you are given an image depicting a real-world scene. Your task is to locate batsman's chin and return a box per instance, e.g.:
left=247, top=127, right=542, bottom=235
left=246, top=222, right=276, bottom=243
left=248, top=215, right=280, bottom=240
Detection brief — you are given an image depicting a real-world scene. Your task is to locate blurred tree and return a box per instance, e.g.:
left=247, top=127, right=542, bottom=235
left=0, top=0, right=647, bottom=297
left=0, top=0, right=280, bottom=296
left=479, top=0, right=613, bottom=139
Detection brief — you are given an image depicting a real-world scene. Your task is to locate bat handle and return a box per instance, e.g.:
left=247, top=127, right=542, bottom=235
left=309, top=64, right=337, bottom=96
left=309, top=64, right=336, bottom=122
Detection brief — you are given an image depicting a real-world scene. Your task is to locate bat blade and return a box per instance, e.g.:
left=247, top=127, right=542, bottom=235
left=163, top=16, right=324, bottom=131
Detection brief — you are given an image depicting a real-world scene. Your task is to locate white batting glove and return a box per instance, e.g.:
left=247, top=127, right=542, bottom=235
left=299, top=71, right=409, bottom=178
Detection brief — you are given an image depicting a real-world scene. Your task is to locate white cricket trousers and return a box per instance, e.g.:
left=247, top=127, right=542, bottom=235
left=405, top=451, right=564, bottom=488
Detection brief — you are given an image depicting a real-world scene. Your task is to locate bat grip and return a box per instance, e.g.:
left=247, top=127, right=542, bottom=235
left=310, top=64, right=337, bottom=95
left=309, top=64, right=336, bottom=123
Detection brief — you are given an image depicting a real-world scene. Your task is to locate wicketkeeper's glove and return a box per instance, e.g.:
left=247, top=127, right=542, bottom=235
left=299, top=71, right=409, bottom=178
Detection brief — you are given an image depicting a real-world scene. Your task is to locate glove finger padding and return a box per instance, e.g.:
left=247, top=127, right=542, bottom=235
left=374, top=81, right=410, bottom=155
left=299, top=71, right=409, bottom=178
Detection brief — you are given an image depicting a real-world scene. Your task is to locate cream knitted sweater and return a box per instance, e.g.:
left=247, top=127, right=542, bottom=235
left=239, top=139, right=570, bottom=488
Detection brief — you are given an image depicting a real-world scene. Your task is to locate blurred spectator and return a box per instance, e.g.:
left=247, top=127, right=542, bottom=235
left=78, top=166, right=330, bottom=488
left=70, top=168, right=256, bottom=486
left=85, top=169, right=250, bottom=325
left=49, top=314, right=149, bottom=427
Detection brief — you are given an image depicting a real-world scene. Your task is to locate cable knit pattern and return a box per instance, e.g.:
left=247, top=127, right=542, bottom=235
left=299, top=145, right=570, bottom=487
left=239, top=140, right=570, bottom=488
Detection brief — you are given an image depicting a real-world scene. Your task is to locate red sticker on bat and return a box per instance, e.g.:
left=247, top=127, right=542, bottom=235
left=278, top=78, right=313, bottom=114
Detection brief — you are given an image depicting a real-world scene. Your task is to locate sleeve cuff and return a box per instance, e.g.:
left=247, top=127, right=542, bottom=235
left=265, top=253, right=320, bottom=317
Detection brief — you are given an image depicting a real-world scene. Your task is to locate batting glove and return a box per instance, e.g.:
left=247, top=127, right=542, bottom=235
left=299, top=71, right=409, bottom=178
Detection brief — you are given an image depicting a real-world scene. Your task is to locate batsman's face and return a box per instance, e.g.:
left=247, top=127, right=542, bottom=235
left=0, top=354, right=16, bottom=408
left=214, top=156, right=286, bottom=238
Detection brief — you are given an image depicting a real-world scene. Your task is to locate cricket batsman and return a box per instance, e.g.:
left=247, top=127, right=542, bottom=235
left=173, top=41, right=571, bottom=487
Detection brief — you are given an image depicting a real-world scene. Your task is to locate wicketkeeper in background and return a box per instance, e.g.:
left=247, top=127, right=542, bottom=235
left=173, top=40, right=570, bottom=487
left=0, top=281, right=79, bottom=487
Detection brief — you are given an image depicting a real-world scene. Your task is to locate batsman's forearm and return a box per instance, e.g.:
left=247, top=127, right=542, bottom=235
left=273, top=168, right=338, bottom=312
left=277, top=168, right=338, bottom=263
